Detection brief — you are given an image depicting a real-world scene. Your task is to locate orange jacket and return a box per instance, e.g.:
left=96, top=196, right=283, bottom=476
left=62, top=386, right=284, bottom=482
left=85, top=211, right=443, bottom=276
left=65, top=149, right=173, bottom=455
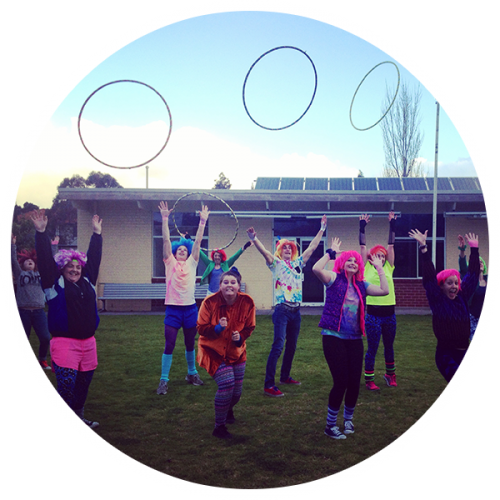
left=197, top=291, right=256, bottom=376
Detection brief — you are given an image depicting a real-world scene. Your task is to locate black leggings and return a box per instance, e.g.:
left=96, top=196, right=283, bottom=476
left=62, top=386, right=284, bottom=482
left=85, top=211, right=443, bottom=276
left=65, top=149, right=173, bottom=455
left=322, top=335, right=364, bottom=410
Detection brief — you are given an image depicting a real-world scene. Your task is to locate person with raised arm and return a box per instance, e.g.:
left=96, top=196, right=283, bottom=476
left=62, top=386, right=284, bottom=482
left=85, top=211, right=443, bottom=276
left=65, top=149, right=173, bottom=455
left=156, top=201, right=209, bottom=395
left=247, top=215, right=327, bottom=397
left=409, top=229, right=479, bottom=381
left=32, top=210, right=103, bottom=429
left=313, top=237, right=389, bottom=440
left=359, top=211, right=398, bottom=390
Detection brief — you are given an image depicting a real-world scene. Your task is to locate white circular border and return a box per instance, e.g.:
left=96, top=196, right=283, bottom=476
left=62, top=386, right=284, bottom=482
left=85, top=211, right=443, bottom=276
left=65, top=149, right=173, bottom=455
left=1, top=0, right=500, bottom=498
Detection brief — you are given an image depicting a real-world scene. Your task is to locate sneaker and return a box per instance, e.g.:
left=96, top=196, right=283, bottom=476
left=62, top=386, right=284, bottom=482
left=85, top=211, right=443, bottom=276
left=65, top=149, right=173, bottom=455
left=365, top=381, right=380, bottom=391
left=226, top=408, right=235, bottom=424
left=279, top=376, right=302, bottom=385
left=384, top=373, right=397, bottom=387
left=156, top=379, right=168, bottom=395
left=264, top=386, right=284, bottom=397
left=212, top=424, right=232, bottom=439
left=324, top=425, right=346, bottom=440
left=40, top=360, right=51, bottom=370
left=185, top=373, right=204, bottom=386
left=344, top=420, right=355, bottom=434
left=82, top=418, right=99, bottom=429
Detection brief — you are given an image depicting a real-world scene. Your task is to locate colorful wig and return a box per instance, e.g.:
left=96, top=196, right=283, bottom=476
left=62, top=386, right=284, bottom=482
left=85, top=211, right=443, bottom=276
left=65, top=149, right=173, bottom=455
left=368, top=245, right=388, bottom=257
left=436, top=269, right=461, bottom=290
left=17, top=249, right=37, bottom=268
left=480, top=257, right=487, bottom=275
left=274, top=239, right=299, bottom=261
left=171, top=237, right=194, bottom=257
left=54, top=249, right=87, bottom=270
left=211, top=248, right=227, bottom=262
left=333, top=250, right=365, bottom=281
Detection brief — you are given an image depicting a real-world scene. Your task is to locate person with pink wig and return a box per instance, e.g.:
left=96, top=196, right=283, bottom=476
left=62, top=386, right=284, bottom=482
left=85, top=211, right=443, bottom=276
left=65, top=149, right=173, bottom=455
left=359, top=211, right=398, bottom=390
left=247, top=215, right=327, bottom=397
left=313, top=237, right=389, bottom=439
left=32, top=210, right=103, bottom=429
left=409, top=229, right=480, bottom=382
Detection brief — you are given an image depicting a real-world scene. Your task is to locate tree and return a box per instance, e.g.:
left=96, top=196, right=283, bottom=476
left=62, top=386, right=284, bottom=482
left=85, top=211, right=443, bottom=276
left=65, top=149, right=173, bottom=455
left=86, top=170, right=123, bottom=188
left=213, top=172, right=231, bottom=189
left=380, top=82, right=424, bottom=178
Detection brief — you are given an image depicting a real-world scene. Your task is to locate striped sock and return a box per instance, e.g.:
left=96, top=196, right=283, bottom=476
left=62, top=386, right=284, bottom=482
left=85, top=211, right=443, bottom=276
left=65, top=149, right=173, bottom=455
left=326, top=406, right=340, bottom=428
left=364, top=369, right=375, bottom=382
left=185, top=350, right=198, bottom=375
left=385, top=362, right=396, bottom=375
left=161, top=353, right=173, bottom=381
left=343, top=405, right=355, bottom=422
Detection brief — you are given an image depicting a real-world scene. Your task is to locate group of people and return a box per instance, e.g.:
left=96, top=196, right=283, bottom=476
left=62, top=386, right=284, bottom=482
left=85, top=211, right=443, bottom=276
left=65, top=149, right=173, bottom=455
left=13, top=205, right=486, bottom=440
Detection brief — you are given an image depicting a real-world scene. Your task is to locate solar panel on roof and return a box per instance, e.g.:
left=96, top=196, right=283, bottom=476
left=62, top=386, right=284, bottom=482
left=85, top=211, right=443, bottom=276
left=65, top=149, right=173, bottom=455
left=280, top=178, right=304, bottom=190
left=329, top=178, right=353, bottom=191
left=354, top=178, right=377, bottom=190
left=255, top=177, right=280, bottom=190
left=427, top=178, right=453, bottom=190
left=378, top=178, right=402, bottom=191
left=402, top=177, right=428, bottom=190
left=305, top=178, right=328, bottom=190
left=450, top=178, right=480, bottom=191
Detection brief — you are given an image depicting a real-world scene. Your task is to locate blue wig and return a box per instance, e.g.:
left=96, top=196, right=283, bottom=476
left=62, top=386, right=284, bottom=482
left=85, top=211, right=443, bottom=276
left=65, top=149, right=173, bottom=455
left=171, top=237, right=194, bottom=257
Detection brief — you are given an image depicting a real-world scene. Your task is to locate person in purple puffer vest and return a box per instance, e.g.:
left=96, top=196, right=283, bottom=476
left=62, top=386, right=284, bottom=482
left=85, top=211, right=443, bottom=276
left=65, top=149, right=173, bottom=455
left=313, top=237, right=389, bottom=440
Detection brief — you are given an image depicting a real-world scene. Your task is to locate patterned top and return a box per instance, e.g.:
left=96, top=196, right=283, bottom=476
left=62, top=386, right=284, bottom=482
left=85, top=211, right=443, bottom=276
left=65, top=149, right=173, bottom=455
left=164, top=254, right=198, bottom=306
left=268, top=256, right=305, bottom=305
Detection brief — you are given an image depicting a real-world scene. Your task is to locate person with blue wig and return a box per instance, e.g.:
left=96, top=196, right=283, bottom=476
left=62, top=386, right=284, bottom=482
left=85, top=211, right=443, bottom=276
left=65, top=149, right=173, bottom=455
left=156, top=201, right=210, bottom=395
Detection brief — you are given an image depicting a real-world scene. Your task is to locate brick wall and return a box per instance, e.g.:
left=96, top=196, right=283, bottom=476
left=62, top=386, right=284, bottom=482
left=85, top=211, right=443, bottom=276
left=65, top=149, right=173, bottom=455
left=393, top=279, right=428, bottom=308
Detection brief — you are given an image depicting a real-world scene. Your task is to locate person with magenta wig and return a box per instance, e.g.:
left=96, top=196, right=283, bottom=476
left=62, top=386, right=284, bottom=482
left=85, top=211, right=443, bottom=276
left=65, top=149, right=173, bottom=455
left=32, top=210, right=103, bottom=429
left=313, top=237, right=389, bottom=440
left=359, top=211, right=398, bottom=390
left=409, top=229, right=479, bottom=382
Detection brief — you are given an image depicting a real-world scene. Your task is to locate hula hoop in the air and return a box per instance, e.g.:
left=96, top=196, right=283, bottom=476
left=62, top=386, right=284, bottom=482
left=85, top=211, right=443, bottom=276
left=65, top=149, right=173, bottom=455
left=242, top=46, right=318, bottom=131
left=349, top=61, right=400, bottom=131
left=170, top=192, right=239, bottom=252
left=77, top=80, right=173, bottom=169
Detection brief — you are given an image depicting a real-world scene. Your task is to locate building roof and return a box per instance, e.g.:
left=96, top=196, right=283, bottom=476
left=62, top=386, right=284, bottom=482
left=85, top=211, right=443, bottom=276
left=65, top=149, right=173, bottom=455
left=59, top=177, right=486, bottom=217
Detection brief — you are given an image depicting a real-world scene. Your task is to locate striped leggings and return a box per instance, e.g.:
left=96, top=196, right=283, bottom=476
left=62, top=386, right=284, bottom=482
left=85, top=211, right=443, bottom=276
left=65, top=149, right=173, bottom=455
left=213, top=362, right=246, bottom=426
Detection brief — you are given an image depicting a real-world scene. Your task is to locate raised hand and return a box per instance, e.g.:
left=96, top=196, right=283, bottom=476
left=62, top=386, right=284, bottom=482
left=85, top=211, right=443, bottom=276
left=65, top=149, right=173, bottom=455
left=247, top=227, right=257, bottom=241
left=388, top=211, right=397, bottom=221
left=458, top=234, right=466, bottom=248
left=330, top=237, right=341, bottom=253
left=464, top=233, right=479, bottom=248
left=92, top=215, right=103, bottom=235
left=408, top=228, right=428, bottom=246
left=51, top=235, right=60, bottom=245
left=31, top=210, right=48, bottom=233
left=199, top=204, right=210, bottom=223
left=359, top=213, right=370, bottom=225
left=159, top=201, right=173, bottom=219
left=369, top=253, right=384, bottom=270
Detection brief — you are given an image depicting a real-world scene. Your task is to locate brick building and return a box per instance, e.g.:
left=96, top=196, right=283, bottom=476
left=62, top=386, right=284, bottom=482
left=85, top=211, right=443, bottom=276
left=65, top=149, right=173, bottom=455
left=60, top=176, right=488, bottom=312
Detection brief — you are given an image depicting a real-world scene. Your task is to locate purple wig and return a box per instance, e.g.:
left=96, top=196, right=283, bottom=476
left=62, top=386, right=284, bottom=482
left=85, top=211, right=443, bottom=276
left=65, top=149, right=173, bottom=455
left=54, top=249, right=87, bottom=270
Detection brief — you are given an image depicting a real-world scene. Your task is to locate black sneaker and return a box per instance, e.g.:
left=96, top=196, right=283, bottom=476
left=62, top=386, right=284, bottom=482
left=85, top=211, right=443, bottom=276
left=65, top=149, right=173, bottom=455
left=344, top=420, right=355, bottom=434
left=156, top=380, right=168, bottom=395
left=324, top=425, right=346, bottom=440
left=82, top=418, right=99, bottom=429
left=185, top=373, right=204, bottom=386
left=226, top=408, right=235, bottom=424
left=213, top=424, right=232, bottom=439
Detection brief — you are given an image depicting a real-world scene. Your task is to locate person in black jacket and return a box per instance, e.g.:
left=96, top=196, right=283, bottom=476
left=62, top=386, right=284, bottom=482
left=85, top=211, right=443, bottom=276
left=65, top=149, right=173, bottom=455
left=33, top=210, right=103, bottom=428
left=409, top=229, right=479, bottom=382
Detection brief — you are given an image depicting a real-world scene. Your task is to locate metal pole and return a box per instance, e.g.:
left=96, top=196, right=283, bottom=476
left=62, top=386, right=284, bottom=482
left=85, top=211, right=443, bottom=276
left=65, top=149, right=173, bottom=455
left=146, top=165, right=149, bottom=189
left=432, top=102, right=440, bottom=265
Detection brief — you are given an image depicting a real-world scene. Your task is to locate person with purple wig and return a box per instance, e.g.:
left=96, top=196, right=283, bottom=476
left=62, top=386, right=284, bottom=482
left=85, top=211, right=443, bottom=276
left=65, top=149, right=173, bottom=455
left=313, top=237, right=389, bottom=440
left=409, top=229, right=479, bottom=382
left=32, top=210, right=103, bottom=429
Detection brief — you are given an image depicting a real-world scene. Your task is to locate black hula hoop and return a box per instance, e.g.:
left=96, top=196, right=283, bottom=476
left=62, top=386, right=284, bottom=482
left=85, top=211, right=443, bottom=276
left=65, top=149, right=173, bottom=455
left=170, top=192, right=239, bottom=252
left=77, top=80, right=173, bottom=169
left=349, top=61, right=400, bottom=132
left=242, top=46, right=318, bottom=131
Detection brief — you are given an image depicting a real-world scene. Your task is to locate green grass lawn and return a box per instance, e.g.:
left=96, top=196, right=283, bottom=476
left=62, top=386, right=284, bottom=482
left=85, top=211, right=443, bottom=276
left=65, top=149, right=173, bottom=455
left=30, top=313, right=446, bottom=489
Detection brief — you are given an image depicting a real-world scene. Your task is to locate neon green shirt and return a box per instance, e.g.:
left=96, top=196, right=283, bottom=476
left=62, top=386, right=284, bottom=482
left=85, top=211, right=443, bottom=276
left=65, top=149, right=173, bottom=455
left=365, top=261, right=396, bottom=306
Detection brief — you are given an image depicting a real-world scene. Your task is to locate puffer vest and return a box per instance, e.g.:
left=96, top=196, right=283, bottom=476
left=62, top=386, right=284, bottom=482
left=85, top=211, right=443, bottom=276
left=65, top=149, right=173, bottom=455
left=318, top=271, right=367, bottom=336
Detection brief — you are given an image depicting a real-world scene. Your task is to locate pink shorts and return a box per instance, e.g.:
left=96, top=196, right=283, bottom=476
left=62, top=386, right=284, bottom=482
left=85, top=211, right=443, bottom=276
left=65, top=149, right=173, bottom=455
left=50, top=336, right=98, bottom=372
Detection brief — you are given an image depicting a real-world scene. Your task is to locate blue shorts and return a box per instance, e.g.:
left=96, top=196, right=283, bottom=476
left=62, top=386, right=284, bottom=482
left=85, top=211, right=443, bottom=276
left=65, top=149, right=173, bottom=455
left=164, top=303, right=198, bottom=329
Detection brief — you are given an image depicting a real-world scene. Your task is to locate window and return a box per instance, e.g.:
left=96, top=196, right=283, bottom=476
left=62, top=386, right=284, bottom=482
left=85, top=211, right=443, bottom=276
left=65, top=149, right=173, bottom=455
left=152, top=212, right=209, bottom=279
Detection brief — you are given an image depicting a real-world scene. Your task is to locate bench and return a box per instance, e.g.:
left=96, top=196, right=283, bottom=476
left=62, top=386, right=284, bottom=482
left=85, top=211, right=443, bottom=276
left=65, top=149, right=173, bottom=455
left=98, top=282, right=246, bottom=311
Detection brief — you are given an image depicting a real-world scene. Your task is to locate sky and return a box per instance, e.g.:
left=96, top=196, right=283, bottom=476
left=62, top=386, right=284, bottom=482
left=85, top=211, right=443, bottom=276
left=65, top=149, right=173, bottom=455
left=14, top=10, right=476, bottom=208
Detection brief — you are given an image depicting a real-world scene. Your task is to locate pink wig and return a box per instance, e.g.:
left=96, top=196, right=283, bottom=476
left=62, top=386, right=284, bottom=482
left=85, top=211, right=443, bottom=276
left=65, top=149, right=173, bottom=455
left=274, top=239, right=299, bottom=261
left=369, top=245, right=387, bottom=257
left=333, top=250, right=365, bottom=281
left=210, top=249, right=227, bottom=262
left=54, top=249, right=87, bottom=270
left=436, top=269, right=461, bottom=290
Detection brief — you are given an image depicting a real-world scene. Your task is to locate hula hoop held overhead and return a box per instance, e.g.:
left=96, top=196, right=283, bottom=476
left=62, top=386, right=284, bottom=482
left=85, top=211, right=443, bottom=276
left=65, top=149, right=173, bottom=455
left=77, top=80, right=173, bottom=169
left=171, top=192, right=239, bottom=252
left=242, top=46, right=318, bottom=131
left=349, top=61, right=400, bottom=131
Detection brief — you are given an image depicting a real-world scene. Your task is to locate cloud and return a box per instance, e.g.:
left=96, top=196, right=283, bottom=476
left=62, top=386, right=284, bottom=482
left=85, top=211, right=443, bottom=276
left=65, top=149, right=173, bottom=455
left=16, top=121, right=360, bottom=207
left=419, top=157, right=477, bottom=177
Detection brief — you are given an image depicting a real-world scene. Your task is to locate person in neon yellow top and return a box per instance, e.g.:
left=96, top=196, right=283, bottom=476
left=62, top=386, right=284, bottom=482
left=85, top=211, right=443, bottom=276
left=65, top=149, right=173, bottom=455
left=359, top=211, right=398, bottom=390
